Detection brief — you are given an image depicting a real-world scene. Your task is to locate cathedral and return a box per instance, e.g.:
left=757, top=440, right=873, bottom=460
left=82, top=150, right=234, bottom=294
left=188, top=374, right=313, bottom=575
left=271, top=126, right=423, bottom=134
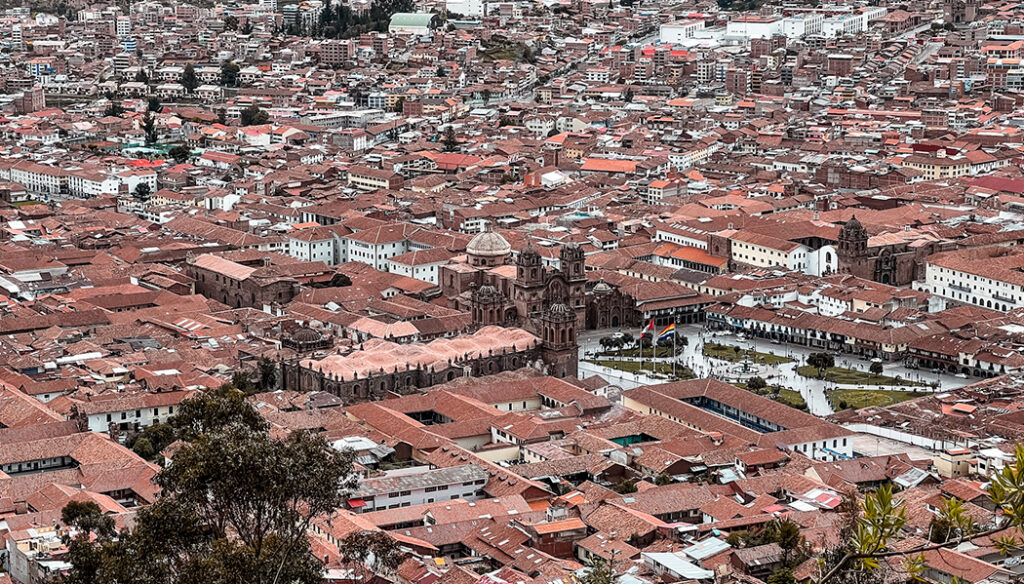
left=440, top=230, right=586, bottom=377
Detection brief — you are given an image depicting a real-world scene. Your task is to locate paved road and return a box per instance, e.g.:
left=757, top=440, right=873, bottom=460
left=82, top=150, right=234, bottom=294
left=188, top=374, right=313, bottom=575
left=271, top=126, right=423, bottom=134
left=578, top=324, right=973, bottom=417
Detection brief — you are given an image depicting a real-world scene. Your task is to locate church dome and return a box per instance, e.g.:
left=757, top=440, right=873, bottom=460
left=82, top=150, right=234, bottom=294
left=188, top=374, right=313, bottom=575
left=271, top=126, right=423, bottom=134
left=593, top=279, right=612, bottom=294
left=290, top=326, right=323, bottom=345
left=467, top=230, right=511, bottom=258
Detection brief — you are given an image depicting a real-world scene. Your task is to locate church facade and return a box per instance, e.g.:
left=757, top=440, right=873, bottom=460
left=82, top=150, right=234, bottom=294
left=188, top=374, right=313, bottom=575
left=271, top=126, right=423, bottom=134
left=440, top=234, right=587, bottom=330
left=836, top=216, right=952, bottom=286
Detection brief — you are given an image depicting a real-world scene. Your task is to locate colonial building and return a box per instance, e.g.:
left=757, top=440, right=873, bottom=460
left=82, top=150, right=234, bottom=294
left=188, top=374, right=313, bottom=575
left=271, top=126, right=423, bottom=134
left=836, top=215, right=951, bottom=286
left=186, top=253, right=334, bottom=309
left=281, top=325, right=578, bottom=404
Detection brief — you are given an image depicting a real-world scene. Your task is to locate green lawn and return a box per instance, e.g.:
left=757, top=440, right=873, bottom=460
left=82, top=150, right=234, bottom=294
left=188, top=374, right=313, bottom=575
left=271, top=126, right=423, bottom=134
left=733, top=382, right=807, bottom=410
left=796, top=365, right=924, bottom=386
left=588, top=359, right=694, bottom=380
left=778, top=389, right=808, bottom=410
left=828, top=389, right=923, bottom=410
left=703, top=342, right=792, bottom=365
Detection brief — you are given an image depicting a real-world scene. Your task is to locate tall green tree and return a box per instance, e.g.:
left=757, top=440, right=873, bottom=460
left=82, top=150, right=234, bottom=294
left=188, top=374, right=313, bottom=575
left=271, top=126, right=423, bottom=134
left=141, top=112, right=157, bottom=144
left=61, top=389, right=356, bottom=584
left=220, top=62, right=240, bottom=87
left=807, top=352, right=835, bottom=377
left=181, top=64, right=200, bottom=93
left=133, top=182, right=152, bottom=201
left=442, top=126, right=460, bottom=152
left=240, top=103, right=269, bottom=126
left=168, top=144, right=192, bottom=163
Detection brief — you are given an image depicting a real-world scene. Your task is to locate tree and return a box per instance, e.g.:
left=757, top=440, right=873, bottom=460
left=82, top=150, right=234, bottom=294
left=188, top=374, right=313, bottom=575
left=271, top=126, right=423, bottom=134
left=63, top=390, right=356, bottom=584
left=181, top=64, right=200, bottom=93
left=62, top=501, right=116, bottom=539
left=442, top=126, right=460, bottom=152
left=339, top=531, right=403, bottom=580
left=623, top=87, right=634, bottom=102
left=480, top=88, right=492, bottom=105
left=807, top=352, right=835, bottom=377
left=578, top=554, right=616, bottom=584
left=132, top=436, right=155, bottom=459
left=257, top=357, right=278, bottom=391
left=655, top=472, right=673, bottom=486
left=869, top=362, right=884, bottom=376
left=747, top=376, right=768, bottom=392
left=168, top=144, right=191, bottom=163
left=766, top=568, right=797, bottom=584
left=224, top=14, right=239, bottom=31
left=240, top=103, right=269, bottom=126
left=141, top=112, right=157, bottom=144
left=240, top=20, right=254, bottom=35
left=125, top=422, right=176, bottom=461
left=104, top=101, right=125, bottom=117
left=134, top=68, right=149, bottom=84
left=220, top=61, right=241, bottom=87
left=612, top=478, right=637, bottom=494
left=147, top=95, right=162, bottom=113
left=133, top=182, right=151, bottom=201
left=171, top=384, right=268, bottom=442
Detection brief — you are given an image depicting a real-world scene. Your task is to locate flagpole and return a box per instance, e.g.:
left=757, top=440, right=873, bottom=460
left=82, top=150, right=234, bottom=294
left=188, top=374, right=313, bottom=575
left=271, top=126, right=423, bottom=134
left=672, top=320, right=676, bottom=379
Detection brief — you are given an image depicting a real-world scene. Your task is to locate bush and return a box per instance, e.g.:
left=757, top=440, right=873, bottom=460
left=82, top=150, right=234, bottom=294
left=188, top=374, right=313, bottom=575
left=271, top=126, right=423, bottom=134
left=132, top=437, right=155, bottom=459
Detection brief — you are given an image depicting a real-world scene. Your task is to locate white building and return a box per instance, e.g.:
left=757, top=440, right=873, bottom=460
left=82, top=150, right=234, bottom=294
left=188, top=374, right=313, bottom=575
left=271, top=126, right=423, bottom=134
left=352, top=465, right=488, bottom=512
left=922, top=250, right=1024, bottom=313
left=386, top=247, right=454, bottom=285
left=77, top=390, right=194, bottom=436
left=660, top=20, right=704, bottom=44
left=446, top=0, right=485, bottom=17
left=288, top=227, right=337, bottom=264
left=726, top=15, right=783, bottom=39
left=821, top=13, right=867, bottom=37
left=783, top=13, right=824, bottom=37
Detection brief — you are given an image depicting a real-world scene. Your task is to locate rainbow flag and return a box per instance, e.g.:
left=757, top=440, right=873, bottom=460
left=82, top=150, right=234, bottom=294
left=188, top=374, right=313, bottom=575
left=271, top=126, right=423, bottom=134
left=657, top=323, right=676, bottom=341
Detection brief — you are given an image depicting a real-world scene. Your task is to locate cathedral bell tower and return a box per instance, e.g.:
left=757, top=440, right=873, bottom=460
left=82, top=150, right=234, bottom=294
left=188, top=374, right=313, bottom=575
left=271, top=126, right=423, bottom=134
left=838, top=215, right=868, bottom=261
left=514, top=242, right=545, bottom=319
left=560, top=242, right=587, bottom=325
left=539, top=303, right=578, bottom=379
